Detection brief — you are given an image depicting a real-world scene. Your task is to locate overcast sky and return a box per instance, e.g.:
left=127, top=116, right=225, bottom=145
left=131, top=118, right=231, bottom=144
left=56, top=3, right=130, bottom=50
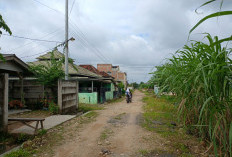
left=1, top=0, right=232, bottom=83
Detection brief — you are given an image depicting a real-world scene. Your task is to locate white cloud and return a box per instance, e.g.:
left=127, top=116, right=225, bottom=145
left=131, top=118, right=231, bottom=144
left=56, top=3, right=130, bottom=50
left=0, top=0, right=232, bottom=83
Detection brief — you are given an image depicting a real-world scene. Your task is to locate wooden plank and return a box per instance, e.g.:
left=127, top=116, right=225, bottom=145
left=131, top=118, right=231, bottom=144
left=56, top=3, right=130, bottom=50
left=0, top=75, right=4, bottom=132
left=62, top=94, right=76, bottom=102
left=13, top=93, right=43, bottom=99
left=57, top=79, right=62, bottom=113
left=8, top=118, right=45, bottom=121
left=13, top=85, right=43, bottom=87
left=62, top=81, right=76, bottom=87
left=76, top=81, right=79, bottom=109
left=62, top=98, right=76, bottom=102
left=3, top=73, right=8, bottom=132
left=63, top=100, right=76, bottom=109
left=62, top=86, right=76, bottom=94
left=61, top=92, right=77, bottom=95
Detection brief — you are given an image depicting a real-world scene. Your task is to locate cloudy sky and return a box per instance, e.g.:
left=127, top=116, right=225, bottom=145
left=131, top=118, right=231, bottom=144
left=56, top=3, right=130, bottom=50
left=1, top=0, right=232, bottom=83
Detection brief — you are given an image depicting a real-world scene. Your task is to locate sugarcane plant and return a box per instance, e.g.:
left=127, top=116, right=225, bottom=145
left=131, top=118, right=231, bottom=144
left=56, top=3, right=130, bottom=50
left=151, top=34, right=232, bottom=156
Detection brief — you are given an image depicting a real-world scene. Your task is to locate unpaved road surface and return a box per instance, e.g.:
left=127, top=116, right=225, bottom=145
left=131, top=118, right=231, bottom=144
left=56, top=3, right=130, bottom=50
left=54, top=90, right=162, bottom=157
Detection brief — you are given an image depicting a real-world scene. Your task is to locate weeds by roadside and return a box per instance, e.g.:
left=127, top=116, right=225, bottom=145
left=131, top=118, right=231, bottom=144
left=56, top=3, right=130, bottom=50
left=78, top=103, right=104, bottom=113
left=4, top=110, right=99, bottom=157
left=106, top=96, right=125, bottom=104
left=141, top=92, right=208, bottom=156
left=100, top=128, right=113, bottom=141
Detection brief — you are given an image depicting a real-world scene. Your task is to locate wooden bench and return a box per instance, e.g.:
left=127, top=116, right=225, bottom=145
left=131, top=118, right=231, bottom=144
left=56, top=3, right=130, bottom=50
left=8, top=118, right=45, bottom=134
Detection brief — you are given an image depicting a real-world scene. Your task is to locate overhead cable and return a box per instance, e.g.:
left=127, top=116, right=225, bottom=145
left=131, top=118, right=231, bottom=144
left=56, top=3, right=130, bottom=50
left=2, top=33, right=63, bottom=43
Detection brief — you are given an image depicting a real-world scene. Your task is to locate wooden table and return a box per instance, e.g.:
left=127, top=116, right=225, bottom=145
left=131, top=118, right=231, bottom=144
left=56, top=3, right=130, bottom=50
left=8, top=118, right=45, bottom=134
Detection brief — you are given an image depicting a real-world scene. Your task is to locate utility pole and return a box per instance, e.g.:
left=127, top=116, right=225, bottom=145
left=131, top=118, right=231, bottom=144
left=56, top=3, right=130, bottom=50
left=65, top=0, right=69, bottom=80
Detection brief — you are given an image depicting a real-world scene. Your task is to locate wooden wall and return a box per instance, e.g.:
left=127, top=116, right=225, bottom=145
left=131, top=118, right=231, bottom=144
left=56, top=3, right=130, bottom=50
left=58, top=80, right=78, bottom=114
left=0, top=73, right=8, bottom=132
left=9, top=79, right=57, bottom=108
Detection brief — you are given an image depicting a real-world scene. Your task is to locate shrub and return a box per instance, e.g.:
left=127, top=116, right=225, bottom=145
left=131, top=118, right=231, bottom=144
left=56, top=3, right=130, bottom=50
left=48, top=101, right=59, bottom=114
left=4, top=149, right=31, bottom=157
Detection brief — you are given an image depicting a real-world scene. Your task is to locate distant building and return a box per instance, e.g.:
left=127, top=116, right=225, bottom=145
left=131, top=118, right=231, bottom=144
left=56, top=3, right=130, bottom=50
left=97, top=64, right=127, bottom=88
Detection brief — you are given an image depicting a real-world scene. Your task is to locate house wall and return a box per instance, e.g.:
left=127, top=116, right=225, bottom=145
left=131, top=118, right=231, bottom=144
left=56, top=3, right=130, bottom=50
left=105, top=83, right=116, bottom=101
left=105, top=91, right=113, bottom=100
left=79, top=92, right=98, bottom=104
left=118, top=72, right=127, bottom=88
left=97, top=64, right=112, bottom=73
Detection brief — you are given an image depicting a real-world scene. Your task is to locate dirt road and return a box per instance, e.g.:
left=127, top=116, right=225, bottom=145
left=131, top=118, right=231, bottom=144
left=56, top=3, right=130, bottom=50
left=53, top=90, right=161, bottom=157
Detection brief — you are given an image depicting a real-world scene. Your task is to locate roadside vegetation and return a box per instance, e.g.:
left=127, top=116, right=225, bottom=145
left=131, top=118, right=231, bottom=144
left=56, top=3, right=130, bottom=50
left=145, top=1, right=232, bottom=156
left=4, top=110, right=99, bottom=157
left=142, top=92, right=207, bottom=156
left=149, top=34, right=232, bottom=156
left=78, top=103, right=104, bottom=113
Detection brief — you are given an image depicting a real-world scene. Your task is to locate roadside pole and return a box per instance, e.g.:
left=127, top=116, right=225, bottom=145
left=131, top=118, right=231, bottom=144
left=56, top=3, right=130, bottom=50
left=65, top=0, right=69, bottom=80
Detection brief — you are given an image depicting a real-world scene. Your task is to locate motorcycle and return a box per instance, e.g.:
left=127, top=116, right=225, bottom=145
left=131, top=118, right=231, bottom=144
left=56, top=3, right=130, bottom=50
left=126, top=94, right=132, bottom=103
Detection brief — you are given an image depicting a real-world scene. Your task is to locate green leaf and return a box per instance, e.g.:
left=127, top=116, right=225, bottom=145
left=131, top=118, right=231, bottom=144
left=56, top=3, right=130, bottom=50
left=195, top=0, right=216, bottom=14
left=189, top=11, right=232, bottom=34
left=212, top=36, right=232, bottom=46
left=0, top=53, right=5, bottom=62
left=0, top=14, right=12, bottom=35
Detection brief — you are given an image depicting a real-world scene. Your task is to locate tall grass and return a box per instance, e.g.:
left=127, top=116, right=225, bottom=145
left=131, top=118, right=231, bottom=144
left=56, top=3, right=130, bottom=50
left=153, top=34, right=232, bottom=156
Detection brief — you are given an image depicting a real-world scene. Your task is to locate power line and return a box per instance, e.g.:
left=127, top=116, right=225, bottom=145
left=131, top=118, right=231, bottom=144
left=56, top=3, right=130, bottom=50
left=70, top=28, right=108, bottom=63
left=32, top=0, right=63, bottom=14
left=69, top=0, right=76, bottom=16
left=20, top=48, right=53, bottom=59
left=69, top=20, right=111, bottom=62
left=20, top=40, right=68, bottom=59
left=30, top=0, right=110, bottom=63
left=3, top=27, right=64, bottom=54
left=2, top=33, right=63, bottom=43
left=69, top=22, right=111, bottom=63
left=70, top=30, right=108, bottom=63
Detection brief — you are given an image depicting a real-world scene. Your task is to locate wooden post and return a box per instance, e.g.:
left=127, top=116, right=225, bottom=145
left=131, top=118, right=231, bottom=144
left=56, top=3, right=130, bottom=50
left=92, top=80, right=93, bottom=93
left=19, top=74, right=24, bottom=105
left=76, top=81, right=79, bottom=109
left=3, top=73, right=9, bottom=132
left=57, top=79, right=62, bottom=114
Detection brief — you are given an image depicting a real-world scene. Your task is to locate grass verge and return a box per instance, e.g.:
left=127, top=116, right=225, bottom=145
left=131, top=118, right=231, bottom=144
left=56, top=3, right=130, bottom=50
left=141, top=92, right=207, bottom=156
left=106, top=96, right=125, bottom=104
left=78, top=103, right=104, bottom=113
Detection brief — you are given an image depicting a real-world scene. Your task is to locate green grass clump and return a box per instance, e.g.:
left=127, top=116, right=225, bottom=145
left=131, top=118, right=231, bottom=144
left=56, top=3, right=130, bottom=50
left=100, top=128, right=113, bottom=141
left=106, top=97, right=124, bottom=103
left=83, top=111, right=98, bottom=118
left=78, top=104, right=104, bottom=113
left=4, top=149, right=31, bottom=157
left=142, top=93, right=204, bottom=155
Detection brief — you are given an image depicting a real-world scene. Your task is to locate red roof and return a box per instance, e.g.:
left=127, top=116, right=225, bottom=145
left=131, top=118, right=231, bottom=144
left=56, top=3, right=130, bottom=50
left=79, top=65, right=101, bottom=74
left=80, top=65, right=113, bottom=78
left=99, top=71, right=113, bottom=78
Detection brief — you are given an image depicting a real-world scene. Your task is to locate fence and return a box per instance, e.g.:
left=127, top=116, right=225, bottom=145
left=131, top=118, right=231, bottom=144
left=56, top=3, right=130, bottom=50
left=0, top=74, right=8, bottom=132
left=9, top=79, right=56, bottom=109
left=58, top=79, right=78, bottom=114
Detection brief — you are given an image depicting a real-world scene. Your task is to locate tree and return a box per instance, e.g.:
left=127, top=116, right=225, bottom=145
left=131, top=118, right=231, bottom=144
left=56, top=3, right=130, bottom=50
left=29, top=50, right=65, bottom=87
left=130, top=82, right=139, bottom=89
left=0, top=14, right=12, bottom=61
